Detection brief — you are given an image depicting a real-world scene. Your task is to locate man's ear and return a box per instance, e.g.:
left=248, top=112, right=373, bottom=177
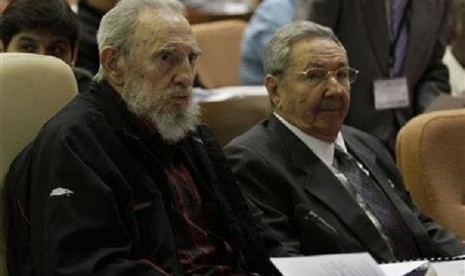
left=100, top=46, right=125, bottom=87
left=265, top=74, right=281, bottom=109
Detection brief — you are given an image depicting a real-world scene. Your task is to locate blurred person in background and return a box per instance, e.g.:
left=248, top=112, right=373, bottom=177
left=295, top=0, right=452, bottom=156
left=75, top=0, right=119, bottom=74
left=1, top=0, right=93, bottom=92
left=240, top=0, right=296, bottom=85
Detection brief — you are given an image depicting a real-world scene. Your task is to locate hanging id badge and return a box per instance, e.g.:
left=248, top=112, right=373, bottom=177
left=373, top=77, right=409, bottom=110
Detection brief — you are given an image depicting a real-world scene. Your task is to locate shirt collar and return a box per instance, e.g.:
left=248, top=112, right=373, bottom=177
left=273, top=112, right=347, bottom=167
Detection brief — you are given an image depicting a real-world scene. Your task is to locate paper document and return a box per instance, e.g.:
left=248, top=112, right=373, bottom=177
left=379, top=260, right=431, bottom=276
left=271, top=252, right=386, bottom=276
left=431, top=260, right=465, bottom=276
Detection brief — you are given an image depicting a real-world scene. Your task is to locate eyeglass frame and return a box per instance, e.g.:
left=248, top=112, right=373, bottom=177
left=290, top=67, right=359, bottom=86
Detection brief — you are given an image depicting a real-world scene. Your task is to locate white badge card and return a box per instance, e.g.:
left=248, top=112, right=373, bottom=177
left=373, top=77, right=409, bottom=110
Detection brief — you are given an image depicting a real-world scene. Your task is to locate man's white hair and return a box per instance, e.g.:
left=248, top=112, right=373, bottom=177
left=93, top=0, right=185, bottom=81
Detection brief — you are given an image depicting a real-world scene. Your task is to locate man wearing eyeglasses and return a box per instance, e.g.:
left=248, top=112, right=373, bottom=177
left=224, top=21, right=465, bottom=262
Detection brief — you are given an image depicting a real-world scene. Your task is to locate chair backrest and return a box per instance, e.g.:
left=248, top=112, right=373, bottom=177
left=0, top=53, right=78, bottom=275
left=200, top=94, right=270, bottom=146
left=193, top=20, right=247, bottom=89
left=396, top=108, right=465, bottom=240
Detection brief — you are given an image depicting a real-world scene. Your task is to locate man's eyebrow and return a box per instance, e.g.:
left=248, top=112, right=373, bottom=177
left=154, top=44, right=202, bottom=56
left=304, top=61, right=324, bottom=68
left=16, top=36, right=37, bottom=42
left=304, top=60, right=348, bottom=69
left=150, top=46, right=175, bottom=61
left=158, top=45, right=176, bottom=52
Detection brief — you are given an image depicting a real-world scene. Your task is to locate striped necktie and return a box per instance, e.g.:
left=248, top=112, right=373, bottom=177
left=334, top=145, right=419, bottom=260
left=390, top=0, right=409, bottom=76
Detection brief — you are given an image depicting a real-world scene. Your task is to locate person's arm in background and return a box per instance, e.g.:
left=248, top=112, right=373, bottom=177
left=240, top=0, right=296, bottom=85
left=414, top=0, right=452, bottom=113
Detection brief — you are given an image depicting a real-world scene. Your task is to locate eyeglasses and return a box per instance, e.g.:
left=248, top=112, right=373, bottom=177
left=293, top=67, right=359, bottom=86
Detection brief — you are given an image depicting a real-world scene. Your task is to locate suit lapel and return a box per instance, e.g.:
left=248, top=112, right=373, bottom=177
left=269, top=117, right=395, bottom=260
left=343, top=129, right=434, bottom=256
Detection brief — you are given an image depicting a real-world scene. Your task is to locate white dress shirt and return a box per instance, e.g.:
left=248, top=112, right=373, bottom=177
left=443, top=46, right=465, bottom=97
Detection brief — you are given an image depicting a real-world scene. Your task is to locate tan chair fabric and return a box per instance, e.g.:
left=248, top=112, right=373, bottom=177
left=0, top=53, right=78, bottom=275
left=396, top=108, right=465, bottom=240
left=200, top=95, right=270, bottom=146
left=193, top=20, right=247, bottom=89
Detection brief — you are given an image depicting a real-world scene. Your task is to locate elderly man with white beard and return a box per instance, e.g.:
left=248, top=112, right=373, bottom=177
left=3, top=0, right=281, bottom=275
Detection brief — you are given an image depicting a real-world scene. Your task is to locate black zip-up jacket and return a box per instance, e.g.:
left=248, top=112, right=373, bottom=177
left=5, top=81, right=281, bottom=276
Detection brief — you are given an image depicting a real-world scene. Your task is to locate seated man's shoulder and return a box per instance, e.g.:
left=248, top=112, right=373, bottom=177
left=342, top=125, right=394, bottom=160
left=226, top=120, right=271, bottom=147
left=342, top=125, right=382, bottom=144
left=36, top=93, right=109, bottom=145
left=224, top=120, right=288, bottom=163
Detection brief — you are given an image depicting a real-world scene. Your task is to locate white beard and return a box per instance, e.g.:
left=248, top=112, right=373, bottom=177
left=120, top=79, right=200, bottom=143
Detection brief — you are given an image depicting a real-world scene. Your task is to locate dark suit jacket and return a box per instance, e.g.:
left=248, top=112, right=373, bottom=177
left=295, top=0, right=452, bottom=153
left=224, top=115, right=465, bottom=262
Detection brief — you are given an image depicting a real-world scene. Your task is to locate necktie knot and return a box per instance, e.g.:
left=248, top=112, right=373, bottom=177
left=334, top=144, right=346, bottom=158
left=334, top=145, right=355, bottom=169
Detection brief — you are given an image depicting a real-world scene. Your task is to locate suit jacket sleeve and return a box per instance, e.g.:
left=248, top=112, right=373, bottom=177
left=413, top=0, right=452, bottom=113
